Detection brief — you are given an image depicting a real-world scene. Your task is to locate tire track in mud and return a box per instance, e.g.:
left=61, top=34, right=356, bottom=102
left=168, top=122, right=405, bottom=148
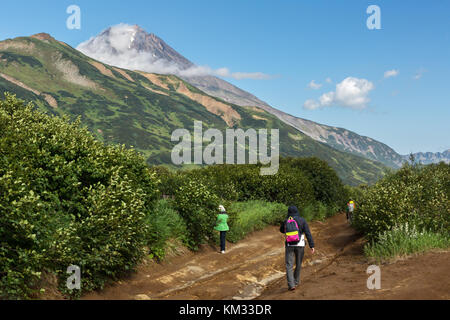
left=151, top=247, right=284, bottom=299
left=83, top=228, right=288, bottom=300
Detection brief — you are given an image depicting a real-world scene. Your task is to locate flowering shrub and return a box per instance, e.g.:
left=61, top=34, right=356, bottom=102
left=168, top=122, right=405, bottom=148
left=353, top=162, right=450, bottom=241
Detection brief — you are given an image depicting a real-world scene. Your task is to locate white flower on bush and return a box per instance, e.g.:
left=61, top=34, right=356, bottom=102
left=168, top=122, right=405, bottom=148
left=378, top=221, right=427, bottom=245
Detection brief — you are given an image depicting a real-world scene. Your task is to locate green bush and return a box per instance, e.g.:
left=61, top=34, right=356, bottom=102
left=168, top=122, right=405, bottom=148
left=260, top=166, right=315, bottom=209
left=344, top=184, right=367, bottom=203
left=149, top=166, right=181, bottom=197
left=0, top=93, right=159, bottom=299
left=53, top=171, right=149, bottom=296
left=179, top=161, right=330, bottom=210
left=282, top=157, right=348, bottom=208
left=299, top=201, right=338, bottom=222
left=173, top=177, right=220, bottom=249
left=226, top=201, right=287, bottom=243
left=353, top=162, right=450, bottom=241
left=145, top=199, right=188, bottom=261
left=184, top=165, right=241, bottom=202
left=300, top=203, right=315, bottom=222
left=196, top=164, right=264, bottom=201
left=0, top=174, right=52, bottom=299
left=315, top=202, right=328, bottom=221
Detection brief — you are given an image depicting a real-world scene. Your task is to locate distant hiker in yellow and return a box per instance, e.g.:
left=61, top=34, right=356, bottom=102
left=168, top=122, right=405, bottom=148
left=280, top=206, right=315, bottom=291
left=214, top=205, right=229, bottom=254
left=346, top=200, right=355, bottom=223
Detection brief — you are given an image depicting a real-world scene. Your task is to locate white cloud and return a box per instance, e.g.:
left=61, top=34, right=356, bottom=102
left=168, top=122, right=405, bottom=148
left=303, top=77, right=375, bottom=110
left=234, top=72, right=272, bottom=80
left=384, top=69, right=399, bottom=78
left=215, top=67, right=230, bottom=77
left=413, top=68, right=427, bottom=80
left=77, top=23, right=271, bottom=80
left=216, top=68, right=272, bottom=80
left=325, top=77, right=333, bottom=84
left=303, top=99, right=320, bottom=110
left=319, top=91, right=335, bottom=106
left=308, top=80, right=322, bottom=90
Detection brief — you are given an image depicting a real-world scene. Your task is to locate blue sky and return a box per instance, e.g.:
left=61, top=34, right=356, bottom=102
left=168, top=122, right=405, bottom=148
left=0, top=0, right=449, bottom=154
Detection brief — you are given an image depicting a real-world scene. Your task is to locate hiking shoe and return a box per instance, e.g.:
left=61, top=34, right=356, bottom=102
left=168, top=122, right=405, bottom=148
left=221, top=250, right=225, bottom=254
left=289, top=287, right=296, bottom=291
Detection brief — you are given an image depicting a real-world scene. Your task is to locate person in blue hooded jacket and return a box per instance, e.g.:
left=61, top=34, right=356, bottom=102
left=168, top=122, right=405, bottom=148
left=279, top=205, right=315, bottom=291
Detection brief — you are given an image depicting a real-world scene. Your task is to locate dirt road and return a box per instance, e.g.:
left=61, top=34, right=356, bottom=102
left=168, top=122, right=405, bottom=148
left=83, top=213, right=450, bottom=300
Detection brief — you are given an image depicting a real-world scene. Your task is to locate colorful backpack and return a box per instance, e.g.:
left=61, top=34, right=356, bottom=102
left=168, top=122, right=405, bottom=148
left=348, top=202, right=355, bottom=212
left=285, top=216, right=300, bottom=244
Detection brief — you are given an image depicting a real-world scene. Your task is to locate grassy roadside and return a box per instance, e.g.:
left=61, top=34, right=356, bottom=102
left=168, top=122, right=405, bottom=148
left=364, top=222, right=450, bottom=263
left=351, top=161, right=449, bottom=263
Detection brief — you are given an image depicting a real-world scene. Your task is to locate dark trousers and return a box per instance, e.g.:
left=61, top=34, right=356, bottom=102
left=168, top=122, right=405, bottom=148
left=220, top=231, right=227, bottom=251
left=285, top=246, right=305, bottom=289
left=347, top=211, right=353, bottom=223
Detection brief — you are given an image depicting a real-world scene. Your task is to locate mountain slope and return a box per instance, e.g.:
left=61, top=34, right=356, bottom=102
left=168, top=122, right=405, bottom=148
left=256, top=105, right=406, bottom=168
left=0, top=33, right=387, bottom=185
left=76, top=24, right=408, bottom=168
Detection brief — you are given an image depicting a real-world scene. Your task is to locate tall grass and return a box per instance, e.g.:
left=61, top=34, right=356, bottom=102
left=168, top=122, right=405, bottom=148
left=226, top=200, right=287, bottom=243
left=145, top=199, right=188, bottom=261
left=364, top=222, right=450, bottom=263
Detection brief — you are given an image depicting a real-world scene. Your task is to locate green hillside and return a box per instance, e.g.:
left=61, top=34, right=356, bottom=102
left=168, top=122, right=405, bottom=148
left=0, top=33, right=387, bottom=185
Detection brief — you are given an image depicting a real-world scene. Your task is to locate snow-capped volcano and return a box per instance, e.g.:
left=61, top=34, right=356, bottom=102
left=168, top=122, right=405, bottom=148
left=77, top=23, right=271, bottom=107
left=77, top=24, right=195, bottom=75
